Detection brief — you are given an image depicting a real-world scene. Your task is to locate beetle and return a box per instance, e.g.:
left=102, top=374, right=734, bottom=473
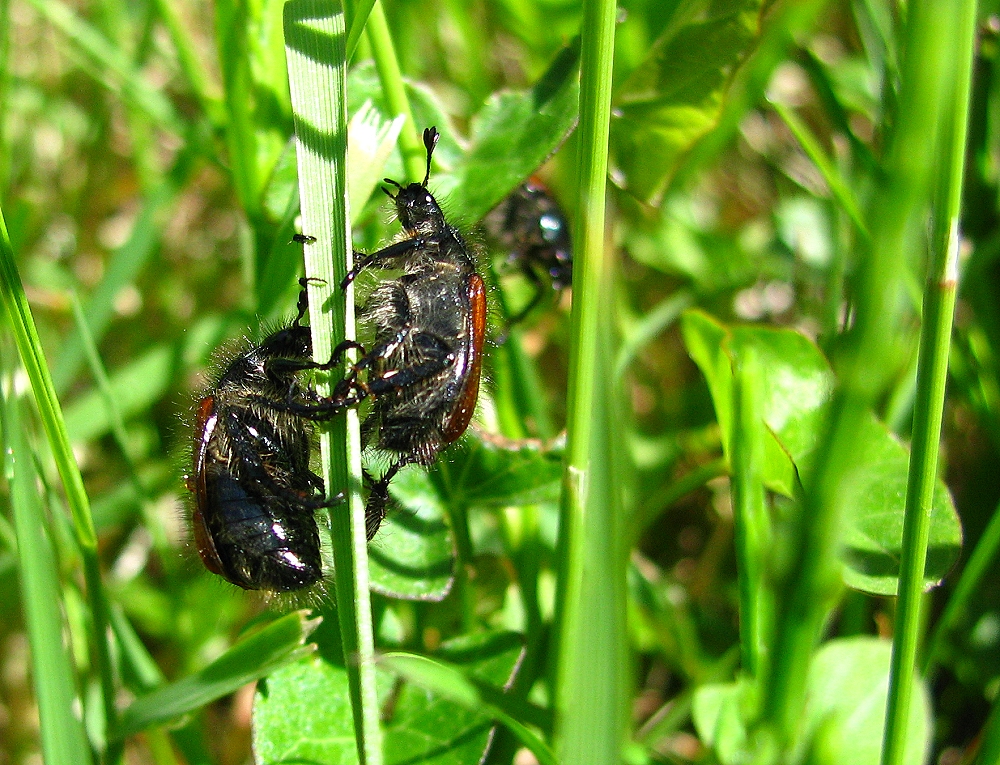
left=189, top=282, right=350, bottom=593
left=334, top=126, right=487, bottom=535
left=484, top=176, right=572, bottom=333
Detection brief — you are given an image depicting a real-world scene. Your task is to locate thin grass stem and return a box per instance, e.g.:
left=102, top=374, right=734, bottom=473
left=2, top=382, right=92, bottom=765
left=365, top=0, right=423, bottom=181
left=0, top=203, right=117, bottom=758
left=880, top=2, right=976, bottom=763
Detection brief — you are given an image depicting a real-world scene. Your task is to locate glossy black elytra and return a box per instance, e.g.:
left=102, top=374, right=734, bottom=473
left=334, top=126, right=487, bottom=535
left=189, top=283, right=349, bottom=593
left=484, top=177, right=572, bottom=332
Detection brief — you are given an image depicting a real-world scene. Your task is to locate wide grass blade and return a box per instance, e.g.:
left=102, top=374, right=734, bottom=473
left=283, top=2, right=382, bottom=763
left=551, top=0, right=625, bottom=762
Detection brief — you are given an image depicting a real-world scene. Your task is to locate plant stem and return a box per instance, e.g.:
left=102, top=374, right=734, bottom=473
left=365, top=0, right=423, bottom=181
left=551, top=0, right=623, bottom=761
left=761, top=0, right=955, bottom=754
left=881, top=1, right=975, bottom=763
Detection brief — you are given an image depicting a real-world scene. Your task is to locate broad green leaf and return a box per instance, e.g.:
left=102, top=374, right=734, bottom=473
left=253, top=653, right=359, bottom=765
left=681, top=310, right=962, bottom=594
left=694, top=638, right=931, bottom=764
left=369, top=465, right=456, bottom=601
left=116, top=611, right=320, bottom=739
left=450, top=42, right=581, bottom=224
left=383, top=631, right=530, bottom=765
left=692, top=679, right=750, bottom=765
left=834, top=416, right=962, bottom=595
left=434, top=435, right=564, bottom=509
left=610, top=1, right=764, bottom=204
left=802, top=638, right=930, bottom=765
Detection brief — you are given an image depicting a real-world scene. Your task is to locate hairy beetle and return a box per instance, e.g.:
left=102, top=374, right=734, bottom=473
left=189, top=283, right=349, bottom=593
left=335, top=126, right=487, bottom=535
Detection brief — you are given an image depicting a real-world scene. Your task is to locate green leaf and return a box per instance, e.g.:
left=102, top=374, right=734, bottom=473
left=254, top=630, right=527, bottom=765
left=253, top=652, right=359, bottom=765
left=450, top=42, right=581, bottom=224
left=694, top=638, right=931, bottom=764
left=382, top=631, right=539, bottom=765
left=369, top=465, right=456, bottom=601
left=434, top=435, right=564, bottom=509
left=681, top=310, right=962, bottom=594
left=115, top=611, right=320, bottom=739
left=692, top=679, right=750, bottom=765
left=610, top=0, right=764, bottom=204
left=802, top=638, right=930, bottom=765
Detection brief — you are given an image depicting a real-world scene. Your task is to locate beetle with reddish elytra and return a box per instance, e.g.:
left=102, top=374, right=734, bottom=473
left=189, top=126, right=486, bottom=591
left=333, top=126, right=487, bottom=536
left=188, top=281, right=354, bottom=594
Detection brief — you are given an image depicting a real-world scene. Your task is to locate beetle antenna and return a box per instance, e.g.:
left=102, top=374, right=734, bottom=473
left=422, top=127, right=439, bottom=186
left=382, top=178, right=402, bottom=199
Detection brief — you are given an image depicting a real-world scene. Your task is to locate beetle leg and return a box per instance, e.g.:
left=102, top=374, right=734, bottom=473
left=341, top=237, right=428, bottom=289
left=363, top=461, right=405, bottom=541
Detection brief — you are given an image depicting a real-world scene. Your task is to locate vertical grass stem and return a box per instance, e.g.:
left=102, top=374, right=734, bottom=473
left=551, top=0, right=624, bottom=761
left=880, top=2, right=976, bottom=764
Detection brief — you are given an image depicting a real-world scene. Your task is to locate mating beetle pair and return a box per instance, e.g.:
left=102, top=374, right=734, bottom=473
left=190, top=127, right=485, bottom=593
left=190, top=127, right=574, bottom=594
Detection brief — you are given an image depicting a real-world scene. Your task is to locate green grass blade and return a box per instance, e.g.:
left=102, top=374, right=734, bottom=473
left=551, top=0, right=624, bottom=762
left=365, top=0, right=422, bottom=181
left=769, top=98, right=868, bottom=238
left=924, top=498, right=1000, bottom=673
left=3, top=377, right=92, bottom=765
left=216, top=0, right=259, bottom=216
left=284, top=2, right=382, bottom=763
left=52, top=184, right=173, bottom=393
left=115, top=611, right=320, bottom=739
left=150, top=0, right=224, bottom=125
left=975, top=694, right=1000, bottom=765
left=345, top=0, right=375, bottom=60
left=881, top=1, right=976, bottom=763
left=0, top=204, right=118, bottom=755
left=760, top=0, right=957, bottom=755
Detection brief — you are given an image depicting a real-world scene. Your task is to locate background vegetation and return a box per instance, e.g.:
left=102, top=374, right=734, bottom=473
left=0, top=0, right=998, bottom=763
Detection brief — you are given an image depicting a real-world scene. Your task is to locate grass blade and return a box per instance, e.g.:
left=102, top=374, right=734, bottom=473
left=551, top=0, right=625, bottom=762
left=0, top=199, right=117, bottom=750
left=881, top=1, right=976, bottom=763
left=284, top=2, right=382, bottom=763
left=2, top=375, right=92, bottom=765
left=115, top=611, right=320, bottom=739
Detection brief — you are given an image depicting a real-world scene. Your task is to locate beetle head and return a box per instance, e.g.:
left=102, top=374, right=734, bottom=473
left=382, top=126, right=447, bottom=236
